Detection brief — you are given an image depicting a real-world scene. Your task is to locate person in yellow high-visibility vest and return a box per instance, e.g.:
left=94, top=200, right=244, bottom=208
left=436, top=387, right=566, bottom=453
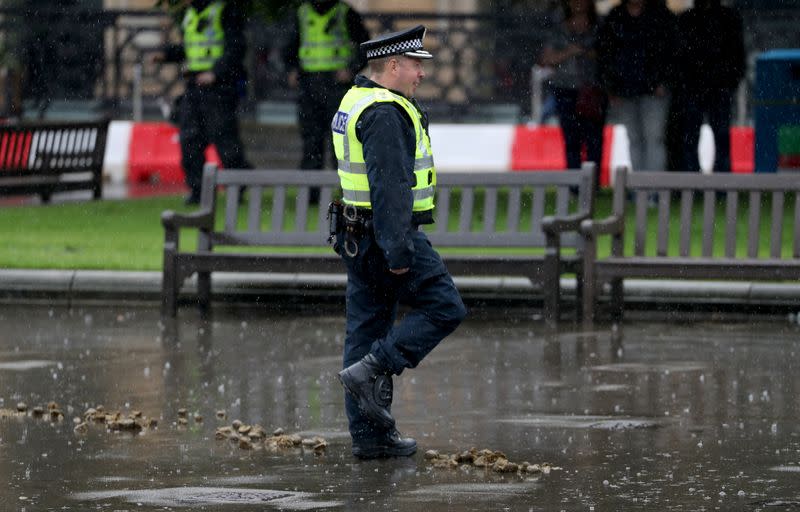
left=154, top=0, right=250, bottom=205
left=283, top=0, right=369, bottom=202
left=331, top=25, right=466, bottom=460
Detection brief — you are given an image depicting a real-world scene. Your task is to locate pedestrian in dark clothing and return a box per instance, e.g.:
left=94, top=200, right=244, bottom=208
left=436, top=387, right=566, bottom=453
left=539, top=0, right=606, bottom=171
left=284, top=0, right=369, bottom=201
left=597, top=0, right=680, bottom=172
left=679, top=0, right=745, bottom=173
left=331, top=25, right=466, bottom=459
left=156, top=0, right=251, bottom=205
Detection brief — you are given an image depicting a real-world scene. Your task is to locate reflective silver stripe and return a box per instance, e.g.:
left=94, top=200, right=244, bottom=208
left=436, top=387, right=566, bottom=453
left=339, top=160, right=366, bottom=173
left=416, top=155, right=434, bottom=170
left=187, top=41, right=222, bottom=48
left=413, top=186, right=434, bottom=201
left=342, top=189, right=371, bottom=203
left=340, top=157, right=432, bottom=175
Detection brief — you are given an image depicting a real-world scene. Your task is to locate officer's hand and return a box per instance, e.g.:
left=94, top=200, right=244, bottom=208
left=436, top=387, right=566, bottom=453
left=148, top=51, right=165, bottom=65
left=287, top=70, right=299, bottom=89
left=196, top=71, right=216, bottom=86
left=335, top=69, right=353, bottom=84
left=390, top=268, right=409, bottom=275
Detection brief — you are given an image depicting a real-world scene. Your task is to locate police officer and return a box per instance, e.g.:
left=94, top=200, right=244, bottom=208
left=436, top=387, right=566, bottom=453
left=331, top=25, right=467, bottom=459
left=156, top=0, right=250, bottom=205
left=284, top=0, right=369, bottom=201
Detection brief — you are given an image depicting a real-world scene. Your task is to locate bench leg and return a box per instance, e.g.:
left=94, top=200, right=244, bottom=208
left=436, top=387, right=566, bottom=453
left=197, top=271, right=211, bottom=313
left=610, top=278, right=624, bottom=321
left=574, top=267, right=584, bottom=321
left=581, top=240, right=597, bottom=326
left=541, top=256, right=560, bottom=326
left=161, top=252, right=179, bottom=318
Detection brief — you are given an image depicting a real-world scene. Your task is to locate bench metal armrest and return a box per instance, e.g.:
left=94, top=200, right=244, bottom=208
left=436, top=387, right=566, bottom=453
left=161, top=209, right=214, bottom=251
left=542, top=211, right=591, bottom=235
left=161, top=209, right=214, bottom=231
left=580, top=215, right=624, bottom=237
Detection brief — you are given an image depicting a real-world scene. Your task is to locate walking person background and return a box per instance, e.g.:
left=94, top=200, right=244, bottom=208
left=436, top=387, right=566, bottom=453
left=330, top=25, right=466, bottom=459
left=679, top=0, right=745, bottom=173
left=284, top=0, right=370, bottom=202
left=597, top=0, right=679, bottom=172
left=539, top=0, right=606, bottom=171
left=154, top=0, right=251, bottom=205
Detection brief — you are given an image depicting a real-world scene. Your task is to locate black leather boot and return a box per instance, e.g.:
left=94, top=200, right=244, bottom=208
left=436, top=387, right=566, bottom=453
left=352, top=429, right=417, bottom=459
left=338, top=353, right=395, bottom=429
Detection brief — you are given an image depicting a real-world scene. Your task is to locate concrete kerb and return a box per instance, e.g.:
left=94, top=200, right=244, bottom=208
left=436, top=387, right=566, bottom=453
left=1, top=269, right=800, bottom=314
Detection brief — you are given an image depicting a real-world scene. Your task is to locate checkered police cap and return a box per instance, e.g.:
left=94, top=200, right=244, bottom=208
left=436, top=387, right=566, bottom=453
left=360, top=25, right=433, bottom=60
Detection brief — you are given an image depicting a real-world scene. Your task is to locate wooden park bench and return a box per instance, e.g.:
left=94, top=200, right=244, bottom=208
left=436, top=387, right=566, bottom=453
left=580, top=168, right=800, bottom=323
left=161, top=163, right=597, bottom=321
left=0, top=120, right=109, bottom=202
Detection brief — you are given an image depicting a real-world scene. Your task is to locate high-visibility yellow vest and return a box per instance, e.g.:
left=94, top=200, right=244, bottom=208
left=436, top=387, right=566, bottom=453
left=332, top=86, right=436, bottom=212
left=298, top=2, right=353, bottom=72
left=183, top=1, right=225, bottom=72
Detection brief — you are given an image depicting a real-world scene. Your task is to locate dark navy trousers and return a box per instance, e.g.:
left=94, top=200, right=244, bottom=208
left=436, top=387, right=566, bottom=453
left=338, top=228, right=466, bottom=441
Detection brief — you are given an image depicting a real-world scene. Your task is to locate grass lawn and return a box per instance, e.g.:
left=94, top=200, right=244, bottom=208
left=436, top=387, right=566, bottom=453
left=0, top=188, right=796, bottom=270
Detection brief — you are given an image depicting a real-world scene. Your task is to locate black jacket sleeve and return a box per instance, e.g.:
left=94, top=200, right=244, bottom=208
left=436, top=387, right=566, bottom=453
left=283, top=11, right=301, bottom=73
left=358, top=103, right=417, bottom=270
left=345, top=6, right=370, bottom=75
left=212, top=2, right=246, bottom=83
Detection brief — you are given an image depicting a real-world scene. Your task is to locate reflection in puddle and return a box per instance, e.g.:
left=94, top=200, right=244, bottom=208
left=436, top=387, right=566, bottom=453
left=0, top=360, right=58, bottom=371
left=590, top=362, right=706, bottom=373
left=498, top=415, right=662, bottom=430
left=72, top=487, right=342, bottom=509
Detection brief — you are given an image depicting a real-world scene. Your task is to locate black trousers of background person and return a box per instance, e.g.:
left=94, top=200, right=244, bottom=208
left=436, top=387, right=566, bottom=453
left=297, top=71, right=349, bottom=171
left=179, top=83, right=250, bottom=199
left=683, top=87, right=734, bottom=173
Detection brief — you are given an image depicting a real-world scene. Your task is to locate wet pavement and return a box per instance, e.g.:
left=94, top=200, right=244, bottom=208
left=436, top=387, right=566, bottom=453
left=1, top=304, right=799, bottom=511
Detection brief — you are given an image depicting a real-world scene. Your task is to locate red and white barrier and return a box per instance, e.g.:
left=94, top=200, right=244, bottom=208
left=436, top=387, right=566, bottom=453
left=103, top=121, right=755, bottom=187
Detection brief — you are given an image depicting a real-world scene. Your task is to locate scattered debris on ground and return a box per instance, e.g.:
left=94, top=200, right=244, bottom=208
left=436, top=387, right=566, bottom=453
left=423, top=448, right=560, bottom=476
left=215, top=422, right=327, bottom=454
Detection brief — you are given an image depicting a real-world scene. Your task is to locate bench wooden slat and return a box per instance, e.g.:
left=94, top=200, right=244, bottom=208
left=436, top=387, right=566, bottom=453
left=296, top=187, right=309, bottom=232
left=435, top=187, right=450, bottom=233
left=532, top=187, right=545, bottom=234
left=657, top=190, right=670, bottom=256
left=483, top=187, right=497, bottom=233
left=507, top=187, right=521, bottom=233
left=770, top=191, right=784, bottom=259
left=748, top=191, right=761, bottom=258
left=318, top=187, right=333, bottom=231
left=556, top=187, right=568, bottom=217
left=702, top=190, right=715, bottom=257
left=247, top=186, right=263, bottom=233
left=225, top=186, right=240, bottom=232
left=724, top=191, right=738, bottom=258
left=594, top=257, right=800, bottom=280
left=634, top=191, right=647, bottom=256
left=679, top=190, right=693, bottom=257
left=795, top=191, right=800, bottom=258
left=458, top=188, right=474, bottom=233
left=272, top=185, right=286, bottom=233
left=626, top=171, right=800, bottom=191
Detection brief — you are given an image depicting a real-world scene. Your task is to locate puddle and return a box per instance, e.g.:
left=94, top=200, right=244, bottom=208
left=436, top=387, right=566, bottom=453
left=72, top=487, right=342, bottom=509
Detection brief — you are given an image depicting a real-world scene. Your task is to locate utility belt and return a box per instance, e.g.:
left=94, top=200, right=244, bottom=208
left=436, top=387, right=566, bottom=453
left=327, top=201, right=373, bottom=257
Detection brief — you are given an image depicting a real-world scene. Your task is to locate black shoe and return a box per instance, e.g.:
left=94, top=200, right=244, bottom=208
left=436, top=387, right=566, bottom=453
left=184, top=192, right=201, bottom=206
left=338, top=354, right=395, bottom=429
left=352, top=429, right=417, bottom=459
